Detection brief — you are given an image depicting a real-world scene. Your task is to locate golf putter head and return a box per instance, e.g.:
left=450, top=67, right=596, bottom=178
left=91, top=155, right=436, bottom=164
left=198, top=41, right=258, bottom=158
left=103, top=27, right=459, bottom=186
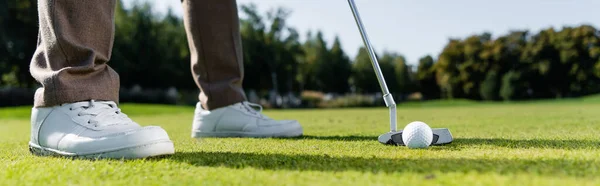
left=347, top=0, right=453, bottom=147
left=378, top=128, right=453, bottom=146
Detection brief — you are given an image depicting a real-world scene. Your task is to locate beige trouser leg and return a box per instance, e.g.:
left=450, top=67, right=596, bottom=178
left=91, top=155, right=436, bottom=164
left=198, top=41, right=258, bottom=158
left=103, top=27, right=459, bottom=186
left=30, top=0, right=247, bottom=110
left=182, top=0, right=247, bottom=110
left=30, top=0, right=120, bottom=107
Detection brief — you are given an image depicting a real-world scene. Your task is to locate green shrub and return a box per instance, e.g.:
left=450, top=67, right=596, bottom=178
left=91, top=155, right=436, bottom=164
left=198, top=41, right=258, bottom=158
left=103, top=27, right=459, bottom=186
left=480, top=71, right=500, bottom=101
left=500, top=71, right=523, bottom=101
left=300, top=91, right=325, bottom=108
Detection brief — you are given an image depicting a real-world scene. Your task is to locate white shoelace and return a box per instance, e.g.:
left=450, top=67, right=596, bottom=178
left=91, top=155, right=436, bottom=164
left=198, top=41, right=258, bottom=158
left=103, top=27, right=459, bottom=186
left=240, top=102, right=269, bottom=119
left=68, top=100, right=133, bottom=127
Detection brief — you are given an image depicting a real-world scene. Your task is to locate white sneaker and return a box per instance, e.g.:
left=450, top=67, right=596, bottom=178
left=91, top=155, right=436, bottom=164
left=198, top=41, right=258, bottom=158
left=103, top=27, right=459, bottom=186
left=192, top=101, right=303, bottom=138
left=29, top=100, right=175, bottom=159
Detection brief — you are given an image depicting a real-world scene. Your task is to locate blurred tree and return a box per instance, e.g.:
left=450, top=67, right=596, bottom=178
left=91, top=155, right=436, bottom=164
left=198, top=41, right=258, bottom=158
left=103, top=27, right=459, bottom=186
left=351, top=47, right=380, bottom=93
left=350, top=48, right=410, bottom=95
left=298, top=31, right=317, bottom=91
left=277, top=28, right=304, bottom=93
left=0, top=0, right=38, bottom=88
left=500, top=70, right=527, bottom=101
left=239, top=4, right=303, bottom=95
left=435, top=39, right=464, bottom=99
left=111, top=1, right=192, bottom=90
left=323, top=37, right=352, bottom=93
left=301, top=33, right=353, bottom=94
left=303, top=31, right=331, bottom=91
left=416, top=55, right=440, bottom=99
left=479, top=31, right=529, bottom=100
left=393, top=54, right=415, bottom=97
left=554, top=25, right=600, bottom=96
left=459, top=33, right=491, bottom=100
left=479, top=70, right=500, bottom=100
left=521, top=28, right=564, bottom=98
left=378, top=52, right=399, bottom=94
left=239, top=4, right=269, bottom=92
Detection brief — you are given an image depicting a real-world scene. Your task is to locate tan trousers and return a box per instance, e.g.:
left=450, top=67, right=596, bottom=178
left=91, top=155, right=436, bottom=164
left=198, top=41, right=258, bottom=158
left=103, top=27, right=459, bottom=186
left=30, top=0, right=246, bottom=110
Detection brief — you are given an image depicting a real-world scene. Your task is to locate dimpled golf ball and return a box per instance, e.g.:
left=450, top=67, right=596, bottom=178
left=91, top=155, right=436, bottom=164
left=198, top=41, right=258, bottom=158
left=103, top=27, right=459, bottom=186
left=402, top=121, right=433, bottom=149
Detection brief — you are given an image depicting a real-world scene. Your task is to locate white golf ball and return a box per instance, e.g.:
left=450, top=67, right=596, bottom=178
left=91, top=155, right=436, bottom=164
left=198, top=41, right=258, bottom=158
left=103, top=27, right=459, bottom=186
left=402, top=121, right=433, bottom=149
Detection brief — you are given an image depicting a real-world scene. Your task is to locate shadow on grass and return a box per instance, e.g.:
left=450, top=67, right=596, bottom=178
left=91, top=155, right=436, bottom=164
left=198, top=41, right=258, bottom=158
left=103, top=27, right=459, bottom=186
left=170, top=151, right=594, bottom=176
left=454, top=138, right=600, bottom=149
left=281, top=136, right=599, bottom=149
left=282, top=135, right=376, bottom=141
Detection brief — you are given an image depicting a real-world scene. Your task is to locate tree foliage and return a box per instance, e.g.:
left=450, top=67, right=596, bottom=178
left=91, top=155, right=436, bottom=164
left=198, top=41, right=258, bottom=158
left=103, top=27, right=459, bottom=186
left=239, top=4, right=303, bottom=94
left=416, top=55, right=440, bottom=99
left=0, top=0, right=38, bottom=88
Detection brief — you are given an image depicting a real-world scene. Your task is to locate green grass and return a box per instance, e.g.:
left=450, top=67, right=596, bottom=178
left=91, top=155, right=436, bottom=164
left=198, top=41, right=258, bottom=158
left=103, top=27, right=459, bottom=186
left=2, top=98, right=600, bottom=185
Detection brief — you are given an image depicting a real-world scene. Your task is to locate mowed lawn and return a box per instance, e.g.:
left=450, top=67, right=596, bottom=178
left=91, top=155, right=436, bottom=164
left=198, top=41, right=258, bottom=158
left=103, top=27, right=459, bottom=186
left=1, top=98, right=600, bottom=185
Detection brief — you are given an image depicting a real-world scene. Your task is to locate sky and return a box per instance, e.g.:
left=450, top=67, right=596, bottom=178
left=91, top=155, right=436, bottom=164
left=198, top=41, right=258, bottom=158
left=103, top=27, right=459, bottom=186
left=123, top=0, right=600, bottom=64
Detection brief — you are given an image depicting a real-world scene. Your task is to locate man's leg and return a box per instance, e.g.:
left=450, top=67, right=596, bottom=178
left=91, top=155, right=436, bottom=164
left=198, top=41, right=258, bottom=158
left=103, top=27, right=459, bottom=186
left=28, top=0, right=173, bottom=159
left=182, top=0, right=246, bottom=110
left=183, top=0, right=303, bottom=138
left=30, top=0, right=120, bottom=106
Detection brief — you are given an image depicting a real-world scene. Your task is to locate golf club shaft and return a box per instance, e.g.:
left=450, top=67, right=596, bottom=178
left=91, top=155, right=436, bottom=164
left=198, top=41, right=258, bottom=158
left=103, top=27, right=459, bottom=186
left=347, top=0, right=390, bottom=96
left=347, top=0, right=397, bottom=132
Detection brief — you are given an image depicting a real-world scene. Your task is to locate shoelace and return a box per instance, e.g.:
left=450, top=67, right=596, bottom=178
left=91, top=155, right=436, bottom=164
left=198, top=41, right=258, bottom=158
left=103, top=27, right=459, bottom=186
left=68, top=100, right=133, bottom=127
left=240, top=102, right=268, bottom=119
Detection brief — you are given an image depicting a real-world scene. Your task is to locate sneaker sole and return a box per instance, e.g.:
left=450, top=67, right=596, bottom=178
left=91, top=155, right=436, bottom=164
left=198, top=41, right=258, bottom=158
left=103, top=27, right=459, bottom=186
left=28, top=140, right=175, bottom=160
left=192, top=126, right=303, bottom=138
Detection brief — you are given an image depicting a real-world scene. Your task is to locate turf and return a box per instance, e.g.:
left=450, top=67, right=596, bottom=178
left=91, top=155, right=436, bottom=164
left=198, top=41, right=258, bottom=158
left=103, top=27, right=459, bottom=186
left=1, top=99, right=600, bottom=185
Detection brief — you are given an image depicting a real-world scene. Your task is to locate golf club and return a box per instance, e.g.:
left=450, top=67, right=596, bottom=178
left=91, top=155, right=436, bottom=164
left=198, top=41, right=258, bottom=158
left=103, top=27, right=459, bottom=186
left=346, top=0, right=453, bottom=146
